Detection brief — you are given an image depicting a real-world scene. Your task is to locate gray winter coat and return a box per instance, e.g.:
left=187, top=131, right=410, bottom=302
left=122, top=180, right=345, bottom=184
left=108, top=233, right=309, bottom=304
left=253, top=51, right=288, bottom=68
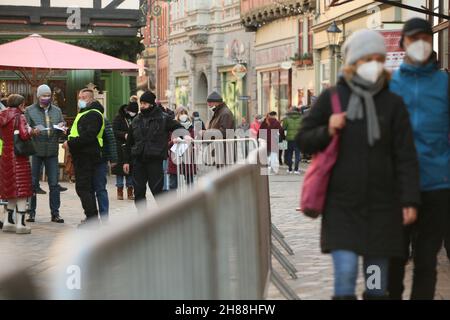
left=25, top=103, right=64, bottom=157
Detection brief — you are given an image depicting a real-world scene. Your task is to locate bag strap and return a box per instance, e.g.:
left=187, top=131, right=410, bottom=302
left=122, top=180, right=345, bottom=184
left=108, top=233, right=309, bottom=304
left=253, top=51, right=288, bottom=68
left=330, top=88, right=342, bottom=114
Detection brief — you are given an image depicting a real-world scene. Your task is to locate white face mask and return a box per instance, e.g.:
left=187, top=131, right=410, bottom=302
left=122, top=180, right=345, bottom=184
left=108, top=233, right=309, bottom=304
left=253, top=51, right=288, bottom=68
left=179, top=114, right=192, bottom=129
left=179, top=114, right=189, bottom=122
left=128, top=111, right=137, bottom=117
left=406, top=40, right=432, bottom=63
left=356, top=61, right=385, bottom=84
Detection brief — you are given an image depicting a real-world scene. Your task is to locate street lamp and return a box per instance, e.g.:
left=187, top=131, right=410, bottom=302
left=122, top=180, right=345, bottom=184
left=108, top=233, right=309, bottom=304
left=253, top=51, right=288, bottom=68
left=326, top=21, right=342, bottom=56
left=326, top=21, right=342, bottom=86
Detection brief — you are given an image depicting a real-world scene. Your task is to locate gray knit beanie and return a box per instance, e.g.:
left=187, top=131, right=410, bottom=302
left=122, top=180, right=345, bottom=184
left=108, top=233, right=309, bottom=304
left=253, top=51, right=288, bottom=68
left=37, top=84, right=51, bottom=98
left=342, top=29, right=387, bottom=66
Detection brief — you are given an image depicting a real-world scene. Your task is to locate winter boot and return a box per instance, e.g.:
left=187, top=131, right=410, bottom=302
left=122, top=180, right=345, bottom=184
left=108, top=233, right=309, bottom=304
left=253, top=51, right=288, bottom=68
left=127, top=187, right=135, bottom=200
left=2, top=209, right=16, bottom=233
left=117, top=187, right=124, bottom=200
left=15, top=211, right=31, bottom=234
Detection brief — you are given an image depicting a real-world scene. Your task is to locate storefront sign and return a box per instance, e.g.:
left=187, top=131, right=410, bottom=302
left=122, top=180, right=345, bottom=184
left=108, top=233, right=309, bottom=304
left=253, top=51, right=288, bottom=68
left=232, top=64, right=248, bottom=79
left=255, top=44, right=294, bottom=66
left=280, top=61, right=293, bottom=70
left=380, top=30, right=405, bottom=71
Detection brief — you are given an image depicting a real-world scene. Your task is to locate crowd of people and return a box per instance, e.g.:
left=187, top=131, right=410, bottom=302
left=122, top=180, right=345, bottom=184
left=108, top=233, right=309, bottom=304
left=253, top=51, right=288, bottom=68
left=0, top=85, right=244, bottom=230
left=0, top=17, right=448, bottom=300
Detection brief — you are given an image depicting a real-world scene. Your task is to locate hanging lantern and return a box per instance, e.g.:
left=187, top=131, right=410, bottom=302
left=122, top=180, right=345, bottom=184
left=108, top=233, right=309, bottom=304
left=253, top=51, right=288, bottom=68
left=232, top=63, right=247, bottom=79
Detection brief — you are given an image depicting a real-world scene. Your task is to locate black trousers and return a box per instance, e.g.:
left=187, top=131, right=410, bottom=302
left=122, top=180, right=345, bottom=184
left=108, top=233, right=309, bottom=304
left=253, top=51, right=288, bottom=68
left=388, top=189, right=450, bottom=300
left=132, top=158, right=164, bottom=212
left=72, top=156, right=98, bottom=219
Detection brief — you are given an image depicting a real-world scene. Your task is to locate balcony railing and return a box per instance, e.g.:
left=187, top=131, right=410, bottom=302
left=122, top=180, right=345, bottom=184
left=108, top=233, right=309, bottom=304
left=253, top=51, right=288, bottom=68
left=240, top=0, right=316, bottom=32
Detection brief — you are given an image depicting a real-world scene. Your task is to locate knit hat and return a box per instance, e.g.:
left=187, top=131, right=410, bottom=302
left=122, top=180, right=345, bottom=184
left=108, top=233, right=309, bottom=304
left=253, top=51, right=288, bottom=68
left=206, top=91, right=223, bottom=103
left=37, top=84, right=51, bottom=98
left=128, top=102, right=139, bottom=113
left=140, top=91, right=156, bottom=105
left=342, top=29, right=387, bottom=66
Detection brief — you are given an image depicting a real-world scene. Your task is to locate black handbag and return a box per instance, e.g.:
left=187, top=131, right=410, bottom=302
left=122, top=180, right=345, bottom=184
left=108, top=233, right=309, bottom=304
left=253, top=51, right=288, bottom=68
left=13, top=114, right=36, bottom=157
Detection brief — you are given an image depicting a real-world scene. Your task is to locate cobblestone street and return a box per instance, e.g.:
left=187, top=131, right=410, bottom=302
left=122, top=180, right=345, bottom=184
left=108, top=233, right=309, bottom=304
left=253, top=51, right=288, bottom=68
left=267, top=165, right=450, bottom=300
left=1, top=169, right=449, bottom=299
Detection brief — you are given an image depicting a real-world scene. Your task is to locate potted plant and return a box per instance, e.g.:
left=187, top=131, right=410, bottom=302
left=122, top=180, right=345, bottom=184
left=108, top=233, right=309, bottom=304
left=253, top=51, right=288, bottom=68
left=290, top=53, right=303, bottom=67
left=302, top=52, right=313, bottom=66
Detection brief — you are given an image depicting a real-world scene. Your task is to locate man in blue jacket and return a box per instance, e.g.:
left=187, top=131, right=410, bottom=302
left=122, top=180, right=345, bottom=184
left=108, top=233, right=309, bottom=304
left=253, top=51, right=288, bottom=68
left=389, top=18, right=450, bottom=300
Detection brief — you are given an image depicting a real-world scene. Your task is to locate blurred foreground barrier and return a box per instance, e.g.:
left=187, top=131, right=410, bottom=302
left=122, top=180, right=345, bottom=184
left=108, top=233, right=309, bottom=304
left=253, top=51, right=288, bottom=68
left=48, top=145, right=275, bottom=299
left=0, top=264, right=39, bottom=300
left=174, top=138, right=299, bottom=299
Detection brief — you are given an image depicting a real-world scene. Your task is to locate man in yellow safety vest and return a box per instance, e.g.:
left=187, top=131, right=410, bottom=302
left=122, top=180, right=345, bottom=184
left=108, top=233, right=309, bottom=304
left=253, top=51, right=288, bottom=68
left=64, top=88, right=105, bottom=227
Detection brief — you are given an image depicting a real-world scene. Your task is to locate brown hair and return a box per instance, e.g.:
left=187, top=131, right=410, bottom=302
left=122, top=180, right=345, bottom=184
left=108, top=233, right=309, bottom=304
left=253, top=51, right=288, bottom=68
left=7, top=94, right=25, bottom=108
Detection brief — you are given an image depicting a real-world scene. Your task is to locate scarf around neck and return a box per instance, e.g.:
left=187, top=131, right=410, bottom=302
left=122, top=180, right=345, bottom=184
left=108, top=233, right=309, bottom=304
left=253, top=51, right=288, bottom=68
left=343, top=74, right=385, bottom=146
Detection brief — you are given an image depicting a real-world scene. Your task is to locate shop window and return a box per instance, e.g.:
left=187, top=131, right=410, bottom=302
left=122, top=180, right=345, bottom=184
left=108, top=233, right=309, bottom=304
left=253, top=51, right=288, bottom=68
left=320, top=61, right=330, bottom=91
left=260, top=69, right=292, bottom=119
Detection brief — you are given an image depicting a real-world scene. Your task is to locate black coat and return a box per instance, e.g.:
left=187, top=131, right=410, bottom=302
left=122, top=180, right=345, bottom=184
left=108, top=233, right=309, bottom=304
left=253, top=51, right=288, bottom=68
left=124, top=106, right=182, bottom=163
left=68, top=104, right=104, bottom=162
left=296, top=79, right=421, bottom=258
left=112, top=105, right=133, bottom=175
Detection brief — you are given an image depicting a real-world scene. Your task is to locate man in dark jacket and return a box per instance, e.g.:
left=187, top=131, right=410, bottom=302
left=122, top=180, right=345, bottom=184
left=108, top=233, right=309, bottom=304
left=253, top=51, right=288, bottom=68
left=389, top=18, right=450, bottom=300
left=73, top=90, right=118, bottom=224
left=207, top=91, right=235, bottom=137
left=25, top=84, right=65, bottom=223
left=123, top=91, right=185, bottom=212
left=113, top=102, right=138, bottom=200
left=206, top=92, right=235, bottom=165
left=65, top=89, right=105, bottom=226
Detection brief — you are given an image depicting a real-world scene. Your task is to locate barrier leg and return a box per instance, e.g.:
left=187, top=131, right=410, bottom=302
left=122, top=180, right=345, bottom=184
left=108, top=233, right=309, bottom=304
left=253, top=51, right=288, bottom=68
left=271, top=245, right=298, bottom=279
left=271, top=224, right=285, bottom=239
left=271, top=227, right=294, bottom=256
left=271, top=270, right=300, bottom=300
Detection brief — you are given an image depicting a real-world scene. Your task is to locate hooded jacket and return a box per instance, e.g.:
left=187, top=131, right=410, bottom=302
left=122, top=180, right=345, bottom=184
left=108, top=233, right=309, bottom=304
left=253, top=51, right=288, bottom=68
left=390, top=61, right=450, bottom=191
left=283, top=110, right=302, bottom=141
left=0, top=108, right=33, bottom=199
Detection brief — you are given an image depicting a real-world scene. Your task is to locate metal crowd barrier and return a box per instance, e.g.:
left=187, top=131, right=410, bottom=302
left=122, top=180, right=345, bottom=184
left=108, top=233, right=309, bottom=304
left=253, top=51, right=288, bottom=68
left=45, top=145, right=272, bottom=299
left=171, top=138, right=259, bottom=196
left=0, top=140, right=299, bottom=300
left=172, top=138, right=299, bottom=299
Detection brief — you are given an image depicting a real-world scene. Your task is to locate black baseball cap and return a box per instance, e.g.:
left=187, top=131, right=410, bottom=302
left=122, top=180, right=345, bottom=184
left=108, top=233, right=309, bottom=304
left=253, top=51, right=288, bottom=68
left=400, top=18, right=433, bottom=47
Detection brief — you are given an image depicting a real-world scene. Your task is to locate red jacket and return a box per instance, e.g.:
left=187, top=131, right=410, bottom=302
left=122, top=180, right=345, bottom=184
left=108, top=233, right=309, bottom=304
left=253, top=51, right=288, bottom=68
left=249, top=120, right=261, bottom=139
left=0, top=108, right=33, bottom=199
left=257, top=117, right=285, bottom=153
left=168, top=127, right=196, bottom=176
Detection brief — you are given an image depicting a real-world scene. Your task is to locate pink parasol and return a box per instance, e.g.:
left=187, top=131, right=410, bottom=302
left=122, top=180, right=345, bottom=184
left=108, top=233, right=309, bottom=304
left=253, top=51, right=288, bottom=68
left=0, top=34, right=141, bottom=94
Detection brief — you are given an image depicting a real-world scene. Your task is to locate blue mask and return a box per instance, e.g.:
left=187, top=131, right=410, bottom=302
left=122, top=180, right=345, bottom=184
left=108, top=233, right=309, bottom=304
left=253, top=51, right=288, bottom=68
left=78, top=100, right=87, bottom=109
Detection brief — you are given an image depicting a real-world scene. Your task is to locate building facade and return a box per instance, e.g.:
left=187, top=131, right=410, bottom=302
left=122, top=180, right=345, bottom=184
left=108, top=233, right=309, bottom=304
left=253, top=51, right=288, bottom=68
left=168, top=0, right=257, bottom=124
left=312, top=0, right=428, bottom=94
left=241, top=0, right=316, bottom=119
left=0, top=0, right=143, bottom=119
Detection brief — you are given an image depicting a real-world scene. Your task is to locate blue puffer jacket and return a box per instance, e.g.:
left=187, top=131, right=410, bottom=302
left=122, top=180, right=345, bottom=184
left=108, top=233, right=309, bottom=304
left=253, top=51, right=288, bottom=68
left=390, top=61, right=450, bottom=191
